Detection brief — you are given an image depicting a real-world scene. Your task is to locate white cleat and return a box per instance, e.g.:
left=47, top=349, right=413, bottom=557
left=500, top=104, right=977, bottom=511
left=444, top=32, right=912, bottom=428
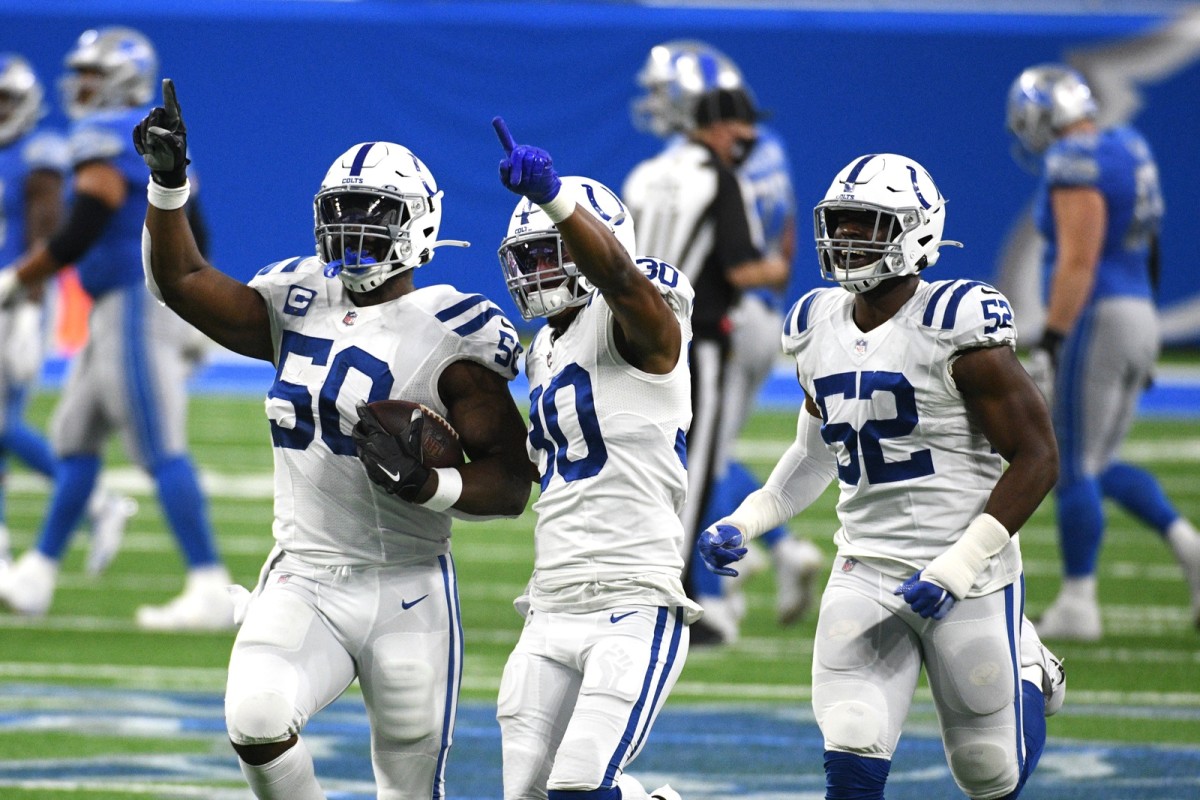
left=0, top=550, right=58, bottom=617
left=1166, top=518, right=1200, bottom=630
left=1021, top=617, right=1067, bottom=717
left=650, top=785, right=682, bottom=800
left=1035, top=593, right=1102, bottom=642
left=135, top=565, right=237, bottom=631
left=86, top=491, right=138, bottom=576
left=774, top=536, right=824, bottom=626
left=694, top=594, right=741, bottom=646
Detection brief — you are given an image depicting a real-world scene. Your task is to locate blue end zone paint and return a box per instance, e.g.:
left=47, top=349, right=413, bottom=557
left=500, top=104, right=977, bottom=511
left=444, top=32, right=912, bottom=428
left=2, top=686, right=1200, bottom=799
left=30, top=358, right=1200, bottom=419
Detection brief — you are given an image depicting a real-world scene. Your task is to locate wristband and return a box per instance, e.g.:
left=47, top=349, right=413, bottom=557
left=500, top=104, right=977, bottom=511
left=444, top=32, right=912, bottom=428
left=419, top=467, right=463, bottom=512
left=922, top=513, right=1011, bottom=600
left=147, top=178, right=191, bottom=211
left=538, top=192, right=576, bottom=224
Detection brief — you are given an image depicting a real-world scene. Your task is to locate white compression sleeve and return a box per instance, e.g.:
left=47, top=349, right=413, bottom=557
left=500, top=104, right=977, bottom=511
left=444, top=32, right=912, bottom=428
left=722, top=410, right=837, bottom=542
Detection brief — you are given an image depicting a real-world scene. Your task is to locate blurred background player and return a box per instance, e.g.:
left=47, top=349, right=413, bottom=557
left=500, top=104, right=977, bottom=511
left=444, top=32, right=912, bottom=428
left=625, top=40, right=820, bottom=644
left=1006, top=64, right=1200, bottom=640
left=0, top=53, right=136, bottom=573
left=493, top=117, right=693, bottom=800
left=700, top=153, right=1065, bottom=799
left=137, top=79, right=533, bottom=799
left=0, top=27, right=228, bottom=630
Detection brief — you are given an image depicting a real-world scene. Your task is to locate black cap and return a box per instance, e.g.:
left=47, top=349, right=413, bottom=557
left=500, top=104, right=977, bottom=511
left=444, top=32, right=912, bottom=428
left=693, top=87, right=768, bottom=127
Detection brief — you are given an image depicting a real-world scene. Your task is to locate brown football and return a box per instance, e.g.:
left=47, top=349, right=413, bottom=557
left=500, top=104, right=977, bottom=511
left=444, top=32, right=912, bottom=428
left=366, top=399, right=465, bottom=469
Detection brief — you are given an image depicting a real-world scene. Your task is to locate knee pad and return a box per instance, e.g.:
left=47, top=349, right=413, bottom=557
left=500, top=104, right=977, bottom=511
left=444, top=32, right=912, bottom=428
left=820, top=697, right=885, bottom=752
left=227, top=689, right=296, bottom=745
left=370, top=656, right=436, bottom=742
left=948, top=740, right=1017, bottom=799
left=824, top=750, right=890, bottom=800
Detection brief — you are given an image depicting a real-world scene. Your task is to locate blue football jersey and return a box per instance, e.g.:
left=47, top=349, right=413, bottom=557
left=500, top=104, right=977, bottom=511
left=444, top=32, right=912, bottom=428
left=0, top=130, right=69, bottom=265
left=67, top=106, right=152, bottom=298
left=739, top=125, right=795, bottom=312
left=1034, top=125, right=1163, bottom=303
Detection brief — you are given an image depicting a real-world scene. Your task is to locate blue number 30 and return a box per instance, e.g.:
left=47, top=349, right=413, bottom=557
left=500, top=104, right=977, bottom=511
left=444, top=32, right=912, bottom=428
left=813, top=371, right=934, bottom=486
left=528, top=363, right=608, bottom=489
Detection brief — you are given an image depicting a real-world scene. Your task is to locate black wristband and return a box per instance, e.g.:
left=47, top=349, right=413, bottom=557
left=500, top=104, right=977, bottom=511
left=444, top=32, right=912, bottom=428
left=1037, top=328, right=1066, bottom=355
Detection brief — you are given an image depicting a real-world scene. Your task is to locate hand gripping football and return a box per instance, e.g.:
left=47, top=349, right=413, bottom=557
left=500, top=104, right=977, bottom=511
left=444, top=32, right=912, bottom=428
left=365, top=399, right=464, bottom=469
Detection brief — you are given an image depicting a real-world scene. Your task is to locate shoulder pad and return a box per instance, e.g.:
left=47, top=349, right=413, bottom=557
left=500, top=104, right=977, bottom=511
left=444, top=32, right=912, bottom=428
left=68, top=124, right=124, bottom=165
left=1045, top=136, right=1100, bottom=187
left=920, top=280, right=1016, bottom=350
left=250, top=256, right=321, bottom=283
left=22, top=131, right=69, bottom=173
left=782, top=287, right=834, bottom=342
left=420, top=286, right=523, bottom=381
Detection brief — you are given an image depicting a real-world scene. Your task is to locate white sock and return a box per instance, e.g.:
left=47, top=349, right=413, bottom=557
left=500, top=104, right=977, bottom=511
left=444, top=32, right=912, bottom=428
left=1166, top=517, right=1200, bottom=552
left=1058, top=575, right=1097, bottom=604
left=239, top=737, right=325, bottom=800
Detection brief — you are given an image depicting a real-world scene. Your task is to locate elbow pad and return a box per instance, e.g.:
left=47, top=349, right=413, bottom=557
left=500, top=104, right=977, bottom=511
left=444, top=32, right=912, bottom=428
left=46, top=193, right=114, bottom=265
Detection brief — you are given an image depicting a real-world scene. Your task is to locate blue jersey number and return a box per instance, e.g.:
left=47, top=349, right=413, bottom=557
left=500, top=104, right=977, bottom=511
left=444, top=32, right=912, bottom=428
left=637, top=257, right=680, bottom=288
left=813, top=370, right=934, bottom=486
left=268, top=331, right=395, bottom=453
left=528, top=363, right=608, bottom=489
left=981, top=298, right=1013, bottom=334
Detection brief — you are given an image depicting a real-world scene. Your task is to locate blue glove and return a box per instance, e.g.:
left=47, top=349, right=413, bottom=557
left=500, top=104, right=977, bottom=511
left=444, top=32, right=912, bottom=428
left=698, top=524, right=748, bottom=577
left=894, top=570, right=957, bottom=620
left=493, top=116, right=562, bottom=204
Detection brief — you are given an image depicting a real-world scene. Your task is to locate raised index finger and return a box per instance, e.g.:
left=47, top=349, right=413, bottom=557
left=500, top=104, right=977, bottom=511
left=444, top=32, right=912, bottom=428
left=492, top=116, right=516, bottom=155
left=162, top=78, right=181, bottom=125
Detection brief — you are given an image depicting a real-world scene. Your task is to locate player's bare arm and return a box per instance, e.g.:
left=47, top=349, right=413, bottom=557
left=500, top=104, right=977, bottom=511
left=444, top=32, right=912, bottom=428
left=436, top=359, right=536, bottom=516
left=1044, top=185, right=1105, bottom=334
left=135, top=78, right=273, bottom=362
left=556, top=208, right=681, bottom=374
left=953, top=343, right=1059, bottom=532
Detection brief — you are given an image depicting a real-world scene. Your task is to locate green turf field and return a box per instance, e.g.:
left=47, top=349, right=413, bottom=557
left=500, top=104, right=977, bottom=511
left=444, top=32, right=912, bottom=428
left=1, top=392, right=1198, bottom=798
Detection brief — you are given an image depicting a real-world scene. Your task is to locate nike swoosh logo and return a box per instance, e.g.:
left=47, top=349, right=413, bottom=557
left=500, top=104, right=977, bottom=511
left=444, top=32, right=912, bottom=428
left=380, top=466, right=402, bottom=482
left=610, top=611, right=637, bottom=624
left=401, top=594, right=429, bottom=610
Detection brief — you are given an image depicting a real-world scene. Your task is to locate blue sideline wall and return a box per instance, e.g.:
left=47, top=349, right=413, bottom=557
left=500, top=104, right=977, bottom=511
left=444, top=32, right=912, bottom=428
left=4, top=1, right=1199, bottom=342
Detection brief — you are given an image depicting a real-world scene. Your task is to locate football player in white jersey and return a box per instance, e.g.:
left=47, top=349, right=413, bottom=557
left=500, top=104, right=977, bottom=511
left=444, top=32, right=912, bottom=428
left=699, top=154, right=1066, bottom=799
left=492, top=117, right=698, bottom=800
left=134, top=81, right=534, bottom=800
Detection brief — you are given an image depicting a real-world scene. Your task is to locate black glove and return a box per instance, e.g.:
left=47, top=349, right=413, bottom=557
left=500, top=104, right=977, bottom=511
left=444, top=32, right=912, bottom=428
left=352, top=402, right=430, bottom=501
left=132, top=78, right=190, bottom=188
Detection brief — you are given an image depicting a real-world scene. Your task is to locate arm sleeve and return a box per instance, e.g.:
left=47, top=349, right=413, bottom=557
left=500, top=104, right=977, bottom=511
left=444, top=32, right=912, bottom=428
left=46, top=193, right=114, bottom=266
left=712, top=165, right=760, bottom=270
left=721, top=409, right=837, bottom=540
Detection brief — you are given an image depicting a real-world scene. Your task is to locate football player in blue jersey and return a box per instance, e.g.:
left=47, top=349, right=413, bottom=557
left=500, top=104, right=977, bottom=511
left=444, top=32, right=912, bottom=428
left=0, top=28, right=228, bottom=630
left=0, top=53, right=139, bottom=575
left=135, top=80, right=533, bottom=800
left=0, top=53, right=66, bottom=565
left=1006, top=64, right=1200, bottom=641
left=625, top=40, right=821, bottom=645
left=699, top=153, right=1065, bottom=800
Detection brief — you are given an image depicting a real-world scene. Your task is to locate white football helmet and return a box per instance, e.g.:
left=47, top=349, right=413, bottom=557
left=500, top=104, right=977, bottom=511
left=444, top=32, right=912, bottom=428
left=814, top=154, right=962, bottom=294
left=497, top=176, right=636, bottom=320
left=1006, top=64, right=1097, bottom=158
left=0, top=54, right=45, bottom=147
left=60, top=26, right=157, bottom=119
left=631, top=40, right=745, bottom=137
left=314, top=141, right=468, bottom=293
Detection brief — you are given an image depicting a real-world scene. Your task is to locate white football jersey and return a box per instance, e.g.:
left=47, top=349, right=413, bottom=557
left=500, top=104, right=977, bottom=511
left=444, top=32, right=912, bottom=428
left=521, top=258, right=700, bottom=619
left=783, top=279, right=1023, bottom=595
left=250, top=256, right=522, bottom=566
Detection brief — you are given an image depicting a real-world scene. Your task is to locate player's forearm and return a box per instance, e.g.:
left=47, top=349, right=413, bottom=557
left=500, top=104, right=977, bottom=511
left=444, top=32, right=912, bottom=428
left=451, top=458, right=533, bottom=518
left=145, top=205, right=208, bottom=297
left=727, top=254, right=788, bottom=290
left=982, top=447, right=1058, bottom=535
left=1043, top=258, right=1095, bottom=335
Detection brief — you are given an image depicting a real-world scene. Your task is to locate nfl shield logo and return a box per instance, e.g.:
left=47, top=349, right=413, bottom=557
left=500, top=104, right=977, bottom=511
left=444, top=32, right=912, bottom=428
left=343, top=310, right=358, bottom=326
left=841, top=557, right=858, bottom=573
left=854, top=338, right=868, bottom=355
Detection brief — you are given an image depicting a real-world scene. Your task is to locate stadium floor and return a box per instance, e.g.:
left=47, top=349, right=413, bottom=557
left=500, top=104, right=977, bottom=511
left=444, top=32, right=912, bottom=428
left=2, top=685, right=1199, bottom=799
